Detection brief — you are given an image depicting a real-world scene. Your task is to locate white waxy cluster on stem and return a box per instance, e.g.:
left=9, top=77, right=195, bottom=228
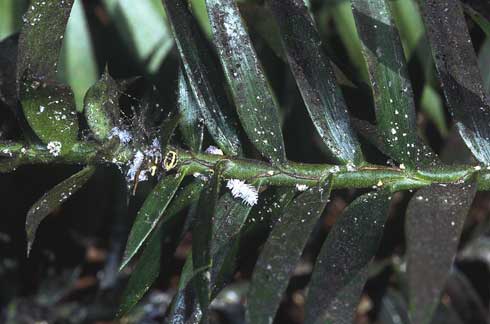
left=47, top=141, right=62, bottom=157
left=226, top=179, right=259, bottom=206
left=108, top=127, right=133, bottom=144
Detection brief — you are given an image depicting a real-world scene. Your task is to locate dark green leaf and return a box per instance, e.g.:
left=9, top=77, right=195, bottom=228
left=406, top=181, right=476, bottom=324
left=17, top=0, right=74, bottom=81
left=60, top=0, right=98, bottom=112
left=117, top=180, right=205, bottom=317
left=164, top=0, right=242, bottom=156
left=25, top=166, right=96, bottom=256
left=390, top=0, right=449, bottom=137
left=351, top=0, right=436, bottom=168
left=304, top=189, right=392, bottom=324
left=169, top=191, right=254, bottom=324
left=177, top=68, right=204, bottom=152
left=246, top=181, right=332, bottom=324
left=102, top=0, right=173, bottom=74
left=210, top=192, right=254, bottom=296
left=117, top=224, right=162, bottom=317
left=19, top=74, right=79, bottom=152
left=205, top=0, right=286, bottom=163
left=418, top=0, right=490, bottom=165
left=192, top=166, right=222, bottom=317
left=83, top=70, right=120, bottom=142
left=121, top=170, right=188, bottom=270
left=268, top=0, right=363, bottom=165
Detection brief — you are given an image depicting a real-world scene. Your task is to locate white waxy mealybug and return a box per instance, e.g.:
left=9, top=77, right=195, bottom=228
left=226, top=179, right=259, bottom=206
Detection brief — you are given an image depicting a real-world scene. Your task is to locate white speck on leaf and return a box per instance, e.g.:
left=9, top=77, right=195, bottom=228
left=295, top=184, right=309, bottom=192
left=205, top=146, right=224, bottom=155
left=109, top=127, right=132, bottom=144
left=47, top=141, right=62, bottom=156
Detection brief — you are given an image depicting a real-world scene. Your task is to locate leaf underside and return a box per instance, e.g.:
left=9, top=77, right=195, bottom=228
left=246, top=181, right=332, bottom=324
left=305, top=189, right=392, bottom=324
left=406, top=181, right=476, bottom=324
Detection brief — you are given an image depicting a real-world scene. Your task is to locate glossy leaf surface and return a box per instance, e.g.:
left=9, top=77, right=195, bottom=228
left=164, top=0, right=242, bottom=156
left=177, top=69, right=204, bottom=152
left=117, top=225, right=162, bottom=317
left=19, top=75, right=79, bottom=152
left=268, top=0, right=363, bottom=165
left=121, top=171, right=187, bottom=270
left=205, top=0, right=286, bottom=163
left=117, top=181, right=205, bottom=316
left=192, top=166, right=222, bottom=316
left=351, top=0, right=435, bottom=168
left=419, top=0, right=490, bottom=165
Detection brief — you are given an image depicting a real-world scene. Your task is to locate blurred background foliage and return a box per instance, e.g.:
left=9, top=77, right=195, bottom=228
left=1, top=0, right=490, bottom=323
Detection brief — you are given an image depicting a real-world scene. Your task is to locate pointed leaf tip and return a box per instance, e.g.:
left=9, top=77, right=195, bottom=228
left=120, top=171, right=187, bottom=270
left=25, top=166, right=95, bottom=256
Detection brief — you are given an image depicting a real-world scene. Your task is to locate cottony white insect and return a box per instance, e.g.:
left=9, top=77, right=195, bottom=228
left=47, top=141, right=62, bottom=157
left=127, top=151, right=148, bottom=182
left=205, top=145, right=224, bottom=155
left=295, top=184, right=309, bottom=192
left=226, top=179, right=259, bottom=206
left=108, top=127, right=133, bottom=144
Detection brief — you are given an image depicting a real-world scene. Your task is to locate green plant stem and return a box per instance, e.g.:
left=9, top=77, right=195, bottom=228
left=1, top=141, right=488, bottom=191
